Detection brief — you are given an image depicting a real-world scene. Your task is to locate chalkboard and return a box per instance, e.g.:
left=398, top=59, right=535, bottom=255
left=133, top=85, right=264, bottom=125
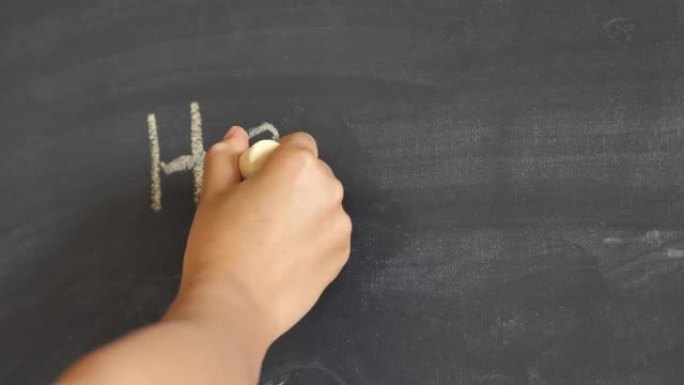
left=2, top=1, right=683, bottom=384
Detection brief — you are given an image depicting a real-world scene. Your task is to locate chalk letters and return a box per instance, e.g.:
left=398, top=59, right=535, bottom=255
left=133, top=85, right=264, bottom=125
left=147, top=102, right=280, bottom=211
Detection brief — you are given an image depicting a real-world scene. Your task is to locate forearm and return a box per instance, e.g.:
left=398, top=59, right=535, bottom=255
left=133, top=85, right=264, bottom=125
left=58, top=283, right=272, bottom=385
left=57, top=128, right=350, bottom=385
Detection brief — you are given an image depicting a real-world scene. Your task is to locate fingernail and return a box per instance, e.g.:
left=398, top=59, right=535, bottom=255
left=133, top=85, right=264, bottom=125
left=224, top=126, right=240, bottom=140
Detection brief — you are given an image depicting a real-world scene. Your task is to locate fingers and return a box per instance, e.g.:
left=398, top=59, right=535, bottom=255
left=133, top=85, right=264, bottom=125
left=277, top=133, right=333, bottom=178
left=317, top=159, right=335, bottom=177
left=278, top=132, right=318, bottom=158
left=257, top=132, right=317, bottom=178
left=316, top=210, right=352, bottom=286
left=257, top=132, right=341, bottom=200
left=223, top=125, right=243, bottom=140
left=201, top=126, right=249, bottom=199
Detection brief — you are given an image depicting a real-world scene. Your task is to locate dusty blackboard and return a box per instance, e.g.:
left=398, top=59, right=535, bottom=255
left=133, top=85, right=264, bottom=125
left=2, top=0, right=684, bottom=384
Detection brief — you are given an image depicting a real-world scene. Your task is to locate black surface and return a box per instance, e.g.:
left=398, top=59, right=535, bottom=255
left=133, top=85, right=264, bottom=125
left=2, top=1, right=684, bottom=384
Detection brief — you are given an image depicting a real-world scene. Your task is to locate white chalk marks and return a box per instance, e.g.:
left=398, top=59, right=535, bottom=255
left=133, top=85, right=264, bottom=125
left=602, top=229, right=684, bottom=259
left=602, top=229, right=665, bottom=246
left=146, top=102, right=204, bottom=211
left=603, top=17, right=635, bottom=44
left=666, top=248, right=684, bottom=259
left=147, top=114, right=162, bottom=211
left=147, top=101, right=280, bottom=212
left=190, top=102, right=205, bottom=203
left=248, top=122, right=280, bottom=141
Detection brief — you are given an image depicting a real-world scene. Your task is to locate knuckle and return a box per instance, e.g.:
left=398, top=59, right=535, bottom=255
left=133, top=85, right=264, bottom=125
left=340, top=212, right=353, bottom=234
left=329, top=179, right=344, bottom=202
left=291, top=131, right=316, bottom=146
left=339, top=242, right=351, bottom=265
left=288, top=147, right=316, bottom=167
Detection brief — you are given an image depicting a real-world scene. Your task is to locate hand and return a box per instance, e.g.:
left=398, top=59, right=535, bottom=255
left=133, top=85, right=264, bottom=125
left=168, top=126, right=352, bottom=346
left=57, top=126, right=350, bottom=385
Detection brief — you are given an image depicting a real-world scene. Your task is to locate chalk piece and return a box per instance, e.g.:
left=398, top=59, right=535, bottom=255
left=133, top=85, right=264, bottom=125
left=239, top=139, right=280, bottom=178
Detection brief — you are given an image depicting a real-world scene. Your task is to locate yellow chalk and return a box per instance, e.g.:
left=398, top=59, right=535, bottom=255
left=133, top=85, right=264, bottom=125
left=239, top=139, right=280, bottom=178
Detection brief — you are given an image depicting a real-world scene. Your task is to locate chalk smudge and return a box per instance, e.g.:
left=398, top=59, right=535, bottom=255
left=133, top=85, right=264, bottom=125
left=666, top=249, right=684, bottom=259
left=603, top=17, right=635, bottom=44
left=602, top=229, right=672, bottom=247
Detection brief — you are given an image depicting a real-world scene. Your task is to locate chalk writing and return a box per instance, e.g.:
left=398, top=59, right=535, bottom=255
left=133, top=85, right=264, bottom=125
left=247, top=122, right=280, bottom=142
left=147, top=102, right=279, bottom=212
left=147, top=113, right=162, bottom=211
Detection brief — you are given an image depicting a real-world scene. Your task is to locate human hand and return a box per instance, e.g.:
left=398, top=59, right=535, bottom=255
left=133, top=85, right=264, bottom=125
left=168, top=126, right=351, bottom=346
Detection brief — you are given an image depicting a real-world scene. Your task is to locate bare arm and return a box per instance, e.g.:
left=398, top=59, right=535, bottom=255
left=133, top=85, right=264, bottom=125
left=58, top=126, right=351, bottom=385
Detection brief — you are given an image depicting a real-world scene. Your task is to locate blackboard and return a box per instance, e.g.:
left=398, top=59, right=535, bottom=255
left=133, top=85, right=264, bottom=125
left=2, top=1, right=684, bottom=384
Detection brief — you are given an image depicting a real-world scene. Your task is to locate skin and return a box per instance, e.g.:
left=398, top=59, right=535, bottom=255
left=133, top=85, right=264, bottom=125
left=58, top=126, right=352, bottom=385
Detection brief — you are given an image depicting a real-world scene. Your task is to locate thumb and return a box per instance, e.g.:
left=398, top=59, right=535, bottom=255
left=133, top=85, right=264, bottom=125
left=201, top=126, right=249, bottom=199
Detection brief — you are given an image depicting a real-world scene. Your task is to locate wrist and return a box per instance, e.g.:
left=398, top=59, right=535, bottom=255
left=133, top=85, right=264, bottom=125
left=163, top=278, right=276, bottom=358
